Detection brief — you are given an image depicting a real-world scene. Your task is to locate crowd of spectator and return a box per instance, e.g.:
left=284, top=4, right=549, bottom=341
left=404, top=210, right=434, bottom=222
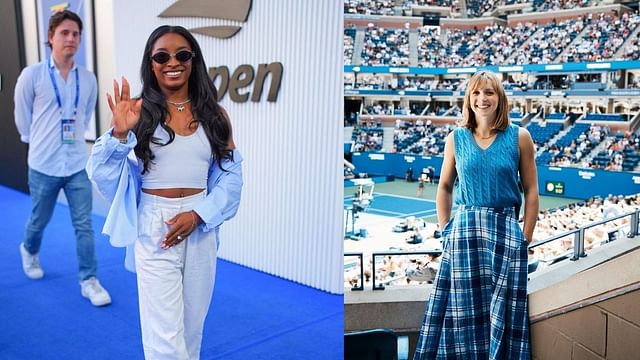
left=511, top=18, right=585, bottom=65
left=344, top=193, right=640, bottom=289
left=416, top=26, right=448, bottom=68
left=404, top=0, right=455, bottom=7
left=531, top=194, right=640, bottom=267
left=344, top=28, right=355, bottom=65
left=346, top=0, right=596, bottom=18
left=563, top=12, right=640, bottom=63
left=364, top=102, right=395, bottom=115
left=347, top=73, right=462, bottom=91
left=344, top=253, right=442, bottom=288
left=466, top=0, right=497, bottom=17
left=417, top=26, right=488, bottom=68
left=347, top=74, right=393, bottom=90
left=352, top=121, right=384, bottom=152
left=344, top=0, right=396, bottom=15
left=343, top=1, right=640, bottom=290
left=622, top=31, right=640, bottom=60
left=595, top=130, right=640, bottom=171
left=463, top=22, right=539, bottom=66
left=349, top=118, right=637, bottom=172
left=346, top=10, right=640, bottom=66
left=361, top=23, right=411, bottom=66
left=399, top=76, right=462, bottom=91
left=392, top=120, right=454, bottom=155
left=538, top=123, right=606, bottom=167
left=533, top=0, right=591, bottom=12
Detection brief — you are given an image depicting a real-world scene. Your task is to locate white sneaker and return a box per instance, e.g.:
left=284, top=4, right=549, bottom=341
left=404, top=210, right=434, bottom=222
left=19, top=243, right=44, bottom=279
left=80, top=277, right=112, bottom=306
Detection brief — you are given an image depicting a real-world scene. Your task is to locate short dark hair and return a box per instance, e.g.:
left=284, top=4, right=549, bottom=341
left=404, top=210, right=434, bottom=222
left=47, top=10, right=83, bottom=48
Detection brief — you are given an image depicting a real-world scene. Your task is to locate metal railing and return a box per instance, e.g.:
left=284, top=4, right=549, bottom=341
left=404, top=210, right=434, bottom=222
left=371, top=250, right=442, bottom=290
left=345, top=252, right=365, bottom=291
left=345, top=209, right=640, bottom=290
left=528, top=209, right=639, bottom=262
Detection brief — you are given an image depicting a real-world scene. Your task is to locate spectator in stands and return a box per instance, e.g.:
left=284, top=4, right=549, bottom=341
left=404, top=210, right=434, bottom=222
left=414, top=71, right=537, bottom=359
left=405, top=253, right=440, bottom=284
left=530, top=194, right=639, bottom=264
left=405, top=225, right=424, bottom=244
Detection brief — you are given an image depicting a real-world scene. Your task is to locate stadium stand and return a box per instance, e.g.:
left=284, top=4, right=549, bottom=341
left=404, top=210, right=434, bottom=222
left=344, top=1, right=640, bottom=357
left=344, top=26, right=356, bottom=65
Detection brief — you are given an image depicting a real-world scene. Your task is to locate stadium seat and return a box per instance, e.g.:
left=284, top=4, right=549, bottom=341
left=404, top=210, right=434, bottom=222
left=345, top=328, right=399, bottom=360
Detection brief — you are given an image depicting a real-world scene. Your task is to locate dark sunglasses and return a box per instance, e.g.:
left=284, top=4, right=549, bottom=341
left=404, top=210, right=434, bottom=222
left=150, top=50, right=195, bottom=64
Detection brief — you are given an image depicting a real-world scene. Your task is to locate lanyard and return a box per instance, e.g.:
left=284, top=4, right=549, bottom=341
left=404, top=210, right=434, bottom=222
left=48, top=60, right=80, bottom=117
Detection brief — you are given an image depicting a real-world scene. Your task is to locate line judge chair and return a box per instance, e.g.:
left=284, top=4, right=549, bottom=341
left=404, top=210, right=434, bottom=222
left=345, top=328, right=398, bottom=360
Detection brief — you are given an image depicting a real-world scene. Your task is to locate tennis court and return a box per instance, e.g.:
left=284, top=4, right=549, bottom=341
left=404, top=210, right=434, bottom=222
left=344, top=192, right=440, bottom=219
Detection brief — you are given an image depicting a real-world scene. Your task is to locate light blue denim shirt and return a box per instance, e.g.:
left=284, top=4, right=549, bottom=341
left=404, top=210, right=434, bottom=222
left=86, top=128, right=243, bottom=271
left=14, top=57, right=97, bottom=176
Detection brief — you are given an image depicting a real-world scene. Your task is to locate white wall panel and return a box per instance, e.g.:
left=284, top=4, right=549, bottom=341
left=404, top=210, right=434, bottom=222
left=112, top=0, right=343, bottom=293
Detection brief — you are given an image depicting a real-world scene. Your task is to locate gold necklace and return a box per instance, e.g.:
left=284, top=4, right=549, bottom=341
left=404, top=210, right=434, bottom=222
left=475, top=131, right=496, bottom=140
left=167, top=98, right=191, bottom=112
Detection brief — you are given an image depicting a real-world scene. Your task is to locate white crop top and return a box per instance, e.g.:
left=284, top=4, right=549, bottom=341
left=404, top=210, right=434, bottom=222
left=141, top=124, right=212, bottom=189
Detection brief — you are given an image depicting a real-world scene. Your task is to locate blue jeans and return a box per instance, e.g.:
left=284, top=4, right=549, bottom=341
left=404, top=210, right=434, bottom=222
left=24, top=168, right=97, bottom=281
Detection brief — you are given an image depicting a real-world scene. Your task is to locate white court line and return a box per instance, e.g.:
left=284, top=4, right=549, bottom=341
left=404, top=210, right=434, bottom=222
left=403, top=205, right=460, bottom=219
left=373, top=192, right=437, bottom=203
left=365, top=208, right=406, bottom=217
left=404, top=209, right=438, bottom=218
left=344, top=193, right=455, bottom=219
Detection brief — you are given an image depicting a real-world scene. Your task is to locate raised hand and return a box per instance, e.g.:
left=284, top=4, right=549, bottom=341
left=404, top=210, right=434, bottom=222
left=107, top=77, right=142, bottom=138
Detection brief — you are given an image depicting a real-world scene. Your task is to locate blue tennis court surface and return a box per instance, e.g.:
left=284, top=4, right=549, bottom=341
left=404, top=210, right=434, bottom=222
left=344, top=192, right=437, bottom=218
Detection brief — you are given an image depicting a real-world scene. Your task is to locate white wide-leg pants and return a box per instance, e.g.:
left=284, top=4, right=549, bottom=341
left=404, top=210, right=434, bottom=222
left=135, top=191, right=217, bottom=360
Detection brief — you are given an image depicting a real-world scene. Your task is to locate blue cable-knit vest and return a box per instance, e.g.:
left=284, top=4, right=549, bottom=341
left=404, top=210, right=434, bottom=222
left=453, top=123, right=521, bottom=210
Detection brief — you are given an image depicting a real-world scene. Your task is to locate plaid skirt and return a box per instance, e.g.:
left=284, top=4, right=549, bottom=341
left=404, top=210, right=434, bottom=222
left=414, top=206, right=530, bottom=360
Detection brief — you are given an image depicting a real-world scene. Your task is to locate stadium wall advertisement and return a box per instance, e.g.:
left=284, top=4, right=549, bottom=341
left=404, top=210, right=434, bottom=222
left=109, top=0, right=343, bottom=293
left=351, top=152, right=444, bottom=180
left=537, top=166, right=640, bottom=199
left=344, top=60, right=640, bottom=75
left=352, top=152, right=640, bottom=200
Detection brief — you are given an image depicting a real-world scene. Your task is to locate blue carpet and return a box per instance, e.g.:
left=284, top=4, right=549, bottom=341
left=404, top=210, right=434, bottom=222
left=0, top=185, right=343, bottom=359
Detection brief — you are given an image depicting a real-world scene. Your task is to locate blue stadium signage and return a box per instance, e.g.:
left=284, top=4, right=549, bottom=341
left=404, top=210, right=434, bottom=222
left=498, top=66, right=523, bottom=72
left=545, top=65, right=563, bottom=71
left=545, top=181, right=564, bottom=195
left=578, top=171, right=596, bottom=180
left=611, top=90, right=640, bottom=96
left=447, top=67, right=477, bottom=74
left=586, top=63, right=611, bottom=70
left=345, top=60, right=640, bottom=75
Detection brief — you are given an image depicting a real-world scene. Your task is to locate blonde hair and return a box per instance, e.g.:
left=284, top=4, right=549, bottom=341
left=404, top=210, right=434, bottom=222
left=461, top=71, right=510, bottom=131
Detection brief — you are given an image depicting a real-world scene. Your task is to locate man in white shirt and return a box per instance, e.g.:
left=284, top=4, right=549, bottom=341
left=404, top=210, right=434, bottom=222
left=13, top=9, right=111, bottom=306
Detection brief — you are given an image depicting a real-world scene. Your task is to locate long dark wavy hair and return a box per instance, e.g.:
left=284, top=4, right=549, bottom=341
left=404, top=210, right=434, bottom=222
left=134, top=25, right=233, bottom=174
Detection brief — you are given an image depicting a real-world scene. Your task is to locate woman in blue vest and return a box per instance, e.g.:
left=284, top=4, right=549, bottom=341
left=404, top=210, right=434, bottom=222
left=414, top=71, right=538, bottom=359
left=87, top=25, right=243, bottom=359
